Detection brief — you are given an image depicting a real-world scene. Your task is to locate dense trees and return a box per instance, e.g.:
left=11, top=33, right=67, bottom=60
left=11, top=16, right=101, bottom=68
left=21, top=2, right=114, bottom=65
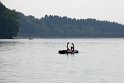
left=0, top=2, right=19, bottom=39
left=1, top=2, right=124, bottom=38
left=18, top=13, right=124, bottom=38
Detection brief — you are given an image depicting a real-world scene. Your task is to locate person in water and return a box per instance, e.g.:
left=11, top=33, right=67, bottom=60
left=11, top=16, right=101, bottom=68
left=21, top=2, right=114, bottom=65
left=67, top=42, right=75, bottom=52
left=67, top=42, right=70, bottom=51
left=71, top=43, right=74, bottom=52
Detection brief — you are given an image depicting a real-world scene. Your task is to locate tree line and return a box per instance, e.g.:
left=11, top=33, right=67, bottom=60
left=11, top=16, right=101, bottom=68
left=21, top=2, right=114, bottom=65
left=18, top=13, right=124, bottom=38
left=0, top=2, right=19, bottom=39
left=1, top=1, right=124, bottom=39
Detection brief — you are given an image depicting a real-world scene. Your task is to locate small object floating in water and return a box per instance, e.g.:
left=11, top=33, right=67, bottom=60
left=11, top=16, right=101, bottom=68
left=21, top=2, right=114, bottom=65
left=58, top=50, right=79, bottom=54
left=29, top=37, right=33, bottom=40
left=59, top=42, right=78, bottom=54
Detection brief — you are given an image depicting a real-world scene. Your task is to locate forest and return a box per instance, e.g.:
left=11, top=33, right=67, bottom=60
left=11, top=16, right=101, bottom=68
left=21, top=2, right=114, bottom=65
left=1, top=1, right=124, bottom=39
left=18, top=13, right=124, bottom=38
left=0, top=2, right=19, bottom=39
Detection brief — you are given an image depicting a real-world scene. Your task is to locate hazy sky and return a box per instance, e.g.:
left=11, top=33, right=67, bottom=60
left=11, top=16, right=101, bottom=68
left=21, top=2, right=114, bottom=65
left=1, top=0, right=124, bottom=24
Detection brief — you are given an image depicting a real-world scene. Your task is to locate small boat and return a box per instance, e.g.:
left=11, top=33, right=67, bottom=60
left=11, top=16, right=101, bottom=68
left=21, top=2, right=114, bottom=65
left=29, top=36, right=33, bottom=40
left=58, top=50, right=79, bottom=54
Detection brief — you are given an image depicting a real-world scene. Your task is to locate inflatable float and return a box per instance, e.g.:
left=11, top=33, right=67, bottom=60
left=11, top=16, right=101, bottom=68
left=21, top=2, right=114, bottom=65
left=58, top=50, right=79, bottom=54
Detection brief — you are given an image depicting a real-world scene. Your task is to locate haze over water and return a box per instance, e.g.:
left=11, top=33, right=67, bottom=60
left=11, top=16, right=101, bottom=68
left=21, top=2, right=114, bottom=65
left=0, top=39, right=124, bottom=83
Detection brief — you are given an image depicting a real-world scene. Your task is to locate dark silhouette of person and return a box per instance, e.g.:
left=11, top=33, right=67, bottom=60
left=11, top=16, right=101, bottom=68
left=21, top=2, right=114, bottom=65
left=71, top=43, right=74, bottom=52
left=67, top=42, right=70, bottom=51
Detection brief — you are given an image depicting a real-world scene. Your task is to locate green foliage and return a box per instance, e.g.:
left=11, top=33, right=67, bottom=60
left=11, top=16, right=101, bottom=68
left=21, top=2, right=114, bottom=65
left=18, top=13, right=124, bottom=38
left=0, top=2, right=19, bottom=39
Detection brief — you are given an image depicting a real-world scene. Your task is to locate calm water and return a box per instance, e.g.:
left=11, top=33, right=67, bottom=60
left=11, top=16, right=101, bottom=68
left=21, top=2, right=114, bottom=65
left=0, top=38, right=124, bottom=83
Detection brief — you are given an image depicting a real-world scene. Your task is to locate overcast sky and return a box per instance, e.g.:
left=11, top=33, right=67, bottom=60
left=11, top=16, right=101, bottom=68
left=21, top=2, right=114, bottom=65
left=1, top=0, right=124, bottom=24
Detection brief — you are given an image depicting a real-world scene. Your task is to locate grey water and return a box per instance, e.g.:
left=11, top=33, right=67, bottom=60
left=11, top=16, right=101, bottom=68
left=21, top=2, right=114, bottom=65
left=0, top=38, right=124, bottom=83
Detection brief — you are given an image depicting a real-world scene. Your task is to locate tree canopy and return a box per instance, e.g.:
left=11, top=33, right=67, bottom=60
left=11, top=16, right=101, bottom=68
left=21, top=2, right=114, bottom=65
left=18, top=13, right=124, bottom=38
left=0, top=2, right=19, bottom=39
left=1, top=2, right=124, bottom=38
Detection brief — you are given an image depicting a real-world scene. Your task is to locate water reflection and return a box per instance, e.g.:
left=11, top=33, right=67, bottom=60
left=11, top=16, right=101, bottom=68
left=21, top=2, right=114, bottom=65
left=0, top=41, right=19, bottom=52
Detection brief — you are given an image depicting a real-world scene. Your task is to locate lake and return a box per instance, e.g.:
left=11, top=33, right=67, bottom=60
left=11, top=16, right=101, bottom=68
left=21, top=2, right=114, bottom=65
left=0, top=38, right=124, bottom=83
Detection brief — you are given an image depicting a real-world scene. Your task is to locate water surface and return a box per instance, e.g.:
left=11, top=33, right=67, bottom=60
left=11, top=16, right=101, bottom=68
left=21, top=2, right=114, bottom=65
left=0, top=39, right=124, bottom=83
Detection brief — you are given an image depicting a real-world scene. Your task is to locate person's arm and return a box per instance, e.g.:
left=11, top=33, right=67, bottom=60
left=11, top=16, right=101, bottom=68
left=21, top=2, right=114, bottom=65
left=67, top=42, right=69, bottom=50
